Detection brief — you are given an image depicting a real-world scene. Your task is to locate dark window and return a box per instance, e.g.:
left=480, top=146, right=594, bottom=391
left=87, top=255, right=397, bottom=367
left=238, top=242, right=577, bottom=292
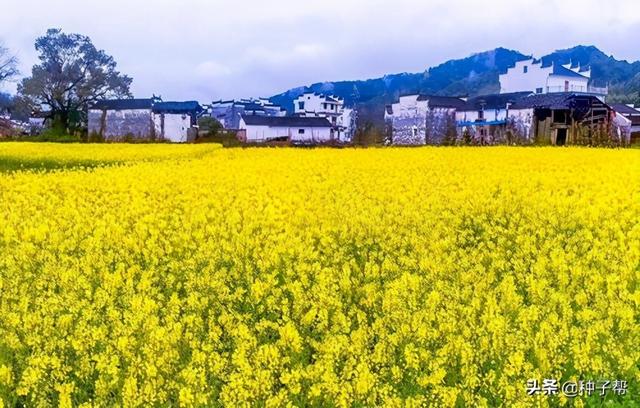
left=553, top=110, right=568, bottom=124
left=478, top=110, right=484, bottom=120
left=536, top=88, right=543, bottom=94
left=298, top=102, right=305, bottom=110
left=298, top=129, right=305, bottom=134
left=323, top=103, right=327, bottom=109
left=523, top=66, right=528, bottom=74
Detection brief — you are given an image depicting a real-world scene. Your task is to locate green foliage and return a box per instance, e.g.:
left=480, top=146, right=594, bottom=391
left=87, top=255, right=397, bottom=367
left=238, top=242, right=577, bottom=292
left=461, top=128, right=473, bottom=145
left=197, top=116, right=223, bottom=136
left=195, top=132, right=243, bottom=147
left=352, top=121, right=387, bottom=146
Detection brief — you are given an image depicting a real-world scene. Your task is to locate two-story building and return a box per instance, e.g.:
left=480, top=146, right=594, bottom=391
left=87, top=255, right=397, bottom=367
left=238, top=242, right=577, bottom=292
left=293, top=92, right=355, bottom=142
left=499, top=58, right=608, bottom=100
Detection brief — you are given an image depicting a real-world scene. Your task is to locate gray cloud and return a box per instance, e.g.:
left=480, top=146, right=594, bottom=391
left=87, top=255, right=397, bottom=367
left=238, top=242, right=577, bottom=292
left=1, top=0, right=639, bottom=100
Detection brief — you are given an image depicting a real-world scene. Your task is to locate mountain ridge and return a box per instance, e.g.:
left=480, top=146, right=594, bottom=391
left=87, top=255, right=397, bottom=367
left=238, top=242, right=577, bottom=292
left=270, top=45, right=640, bottom=127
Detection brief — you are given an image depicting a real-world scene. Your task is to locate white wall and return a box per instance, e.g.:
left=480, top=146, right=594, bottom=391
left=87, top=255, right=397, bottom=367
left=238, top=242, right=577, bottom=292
left=294, top=93, right=343, bottom=116
left=338, top=108, right=355, bottom=142
left=153, top=113, right=191, bottom=142
left=500, top=59, right=552, bottom=94
left=456, top=108, right=510, bottom=123
left=500, top=59, right=590, bottom=94
left=386, top=95, right=430, bottom=145
left=240, top=120, right=332, bottom=143
left=546, top=75, right=589, bottom=93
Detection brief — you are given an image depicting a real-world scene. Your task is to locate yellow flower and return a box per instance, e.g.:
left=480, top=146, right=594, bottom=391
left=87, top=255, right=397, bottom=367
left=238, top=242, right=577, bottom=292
left=0, top=144, right=637, bottom=406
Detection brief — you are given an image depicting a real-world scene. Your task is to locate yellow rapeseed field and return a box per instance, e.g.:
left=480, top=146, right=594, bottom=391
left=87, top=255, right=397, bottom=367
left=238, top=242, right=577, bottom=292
left=0, top=144, right=638, bottom=407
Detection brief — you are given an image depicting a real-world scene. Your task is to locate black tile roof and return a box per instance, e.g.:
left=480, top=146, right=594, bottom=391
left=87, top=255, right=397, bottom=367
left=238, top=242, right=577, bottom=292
left=610, top=104, right=640, bottom=115
left=416, top=95, right=468, bottom=109
left=91, top=98, right=155, bottom=110
left=153, top=101, right=203, bottom=113
left=241, top=115, right=332, bottom=128
left=511, top=93, right=608, bottom=110
left=552, top=65, right=588, bottom=79
left=239, top=102, right=266, bottom=111
left=461, top=92, right=532, bottom=111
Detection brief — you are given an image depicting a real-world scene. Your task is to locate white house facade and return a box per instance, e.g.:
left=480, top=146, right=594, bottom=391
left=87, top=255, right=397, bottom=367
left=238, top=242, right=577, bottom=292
left=88, top=98, right=202, bottom=142
left=385, top=94, right=467, bottom=144
left=239, top=115, right=333, bottom=143
left=499, top=59, right=608, bottom=100
left=293, top=92, right=355, bottom=141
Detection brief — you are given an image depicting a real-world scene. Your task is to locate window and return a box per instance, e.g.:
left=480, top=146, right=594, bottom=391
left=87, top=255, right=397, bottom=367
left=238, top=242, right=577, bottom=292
left=323, top=103, right=327, bottom=110
left=523, top=66, right=528, bottom=74
left=412, top=126, right=418, bottom=137
left=536, top=87, right=543, bottom=94
left=478, top=110, right=484, bottom=120
left=554, top=111, right=568, bottom=124
left=298, top=102, right=305, bottom=110
left=298, top=129, right=305, bottom=134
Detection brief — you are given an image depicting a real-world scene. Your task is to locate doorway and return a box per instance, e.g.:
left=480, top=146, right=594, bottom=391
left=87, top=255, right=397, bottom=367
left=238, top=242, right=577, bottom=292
left=556, top=128, right=567, bottom=146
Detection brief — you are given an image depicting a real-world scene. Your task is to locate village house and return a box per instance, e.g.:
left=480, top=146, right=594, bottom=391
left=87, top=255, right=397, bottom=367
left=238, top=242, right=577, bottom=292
left=88, top=97, right=203, bottom=142
left=209, top=98, right=286, bottom=130
left=239, top=115, right=333, bottom=144
left=152, top=101, right=204, bottom=142
left=610, top=104, right=640, bottom=144
left=384, top=94, right=467, bottom=144
left=293, top=92, right=355, bottom=142
left=88, top=98, right=158, bottom=140
left=499, top=58, right=608, bottom=100
left=386, top=91, right=629, bottom=146
left=459, top=93, right=627, bottom=145
left=455, top=92, right=534, bottom=143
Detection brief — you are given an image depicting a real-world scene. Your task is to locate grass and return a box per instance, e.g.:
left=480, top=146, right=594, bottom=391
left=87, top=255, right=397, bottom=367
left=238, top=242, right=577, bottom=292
left=0, top=157, right=105, bottom=172
left=0, top=142, right=222, bottom=173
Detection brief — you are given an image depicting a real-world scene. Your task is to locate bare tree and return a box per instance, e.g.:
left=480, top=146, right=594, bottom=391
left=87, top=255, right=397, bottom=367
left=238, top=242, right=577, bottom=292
left=0, top=43, right=19, bottom=85
left=18, top=29, right=132, bottom=133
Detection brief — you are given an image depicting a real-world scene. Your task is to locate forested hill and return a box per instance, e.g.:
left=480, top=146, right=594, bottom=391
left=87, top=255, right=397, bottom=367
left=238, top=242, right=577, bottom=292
left=270, top=45, right=640, bottom=127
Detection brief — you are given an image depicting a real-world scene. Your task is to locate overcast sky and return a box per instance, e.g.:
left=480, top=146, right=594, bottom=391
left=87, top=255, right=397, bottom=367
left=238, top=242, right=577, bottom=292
left=1, top=0, right=640, bottom=101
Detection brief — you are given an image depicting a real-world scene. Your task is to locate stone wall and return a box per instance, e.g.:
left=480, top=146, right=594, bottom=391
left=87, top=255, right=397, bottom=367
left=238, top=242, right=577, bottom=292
left=88, top=109, right=154, bottom=140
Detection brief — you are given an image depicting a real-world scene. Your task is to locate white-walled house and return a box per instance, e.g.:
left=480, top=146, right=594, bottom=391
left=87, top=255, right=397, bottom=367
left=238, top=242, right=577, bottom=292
left=385, top=94, right=467, bottom=144
left=455, top=92, right=533, bottom=124
left=88, top=98, right=202, bottom=142
left=457, top=93, right=626, bottom=145
left=293, top=92, right=355, bottom=141
left=499, top=58, right=608, bottom=100
left=239, top=115, right=333, bottom=143
left=152, top=101, right=203, bottom=143
left=209, top=98, right=286, bottom=129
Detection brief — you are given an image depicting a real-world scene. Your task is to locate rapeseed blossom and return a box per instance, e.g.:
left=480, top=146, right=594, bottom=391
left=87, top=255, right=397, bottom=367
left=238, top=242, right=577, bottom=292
left=0, top=145, right=638, bottom=406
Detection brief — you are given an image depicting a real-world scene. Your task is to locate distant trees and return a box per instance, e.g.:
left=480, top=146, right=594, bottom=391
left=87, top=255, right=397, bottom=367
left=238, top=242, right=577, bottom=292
left=0, top=43, right=19, bottom=85
left=198, top=116, right=223, bottom=137
left=353, top=121, right=387, bottom=146
left=17, top=29, right=132, bottom=134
